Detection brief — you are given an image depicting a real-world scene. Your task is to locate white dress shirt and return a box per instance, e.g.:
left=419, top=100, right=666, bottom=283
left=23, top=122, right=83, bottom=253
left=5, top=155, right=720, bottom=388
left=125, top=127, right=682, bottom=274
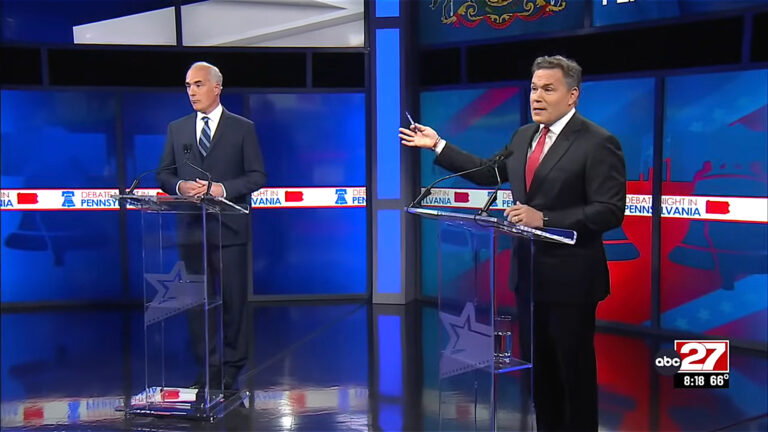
left=527, top=107, right=576, bottom=159
left=196, top=103, right=223, bottom=143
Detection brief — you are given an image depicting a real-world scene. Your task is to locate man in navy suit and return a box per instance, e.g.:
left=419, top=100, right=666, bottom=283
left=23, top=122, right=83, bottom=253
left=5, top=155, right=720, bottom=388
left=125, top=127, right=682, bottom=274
left=400, top=56, right=626, bottom=431
left=157, top=61, right=266, bottom=390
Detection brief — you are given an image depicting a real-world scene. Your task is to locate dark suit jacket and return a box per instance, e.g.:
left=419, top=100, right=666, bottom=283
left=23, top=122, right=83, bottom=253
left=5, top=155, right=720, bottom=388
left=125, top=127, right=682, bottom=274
left=157, top=108, right=266, bottom=246
left=436, top=112, right=626, bottom=303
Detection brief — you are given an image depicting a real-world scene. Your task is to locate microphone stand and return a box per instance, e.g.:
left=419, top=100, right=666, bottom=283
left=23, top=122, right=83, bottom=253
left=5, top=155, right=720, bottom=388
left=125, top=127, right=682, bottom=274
left=411, top=147, right=514, bottom=209
left=478, top=165, right=503, bottom=216
left=183, top=144, right=214, bottom=197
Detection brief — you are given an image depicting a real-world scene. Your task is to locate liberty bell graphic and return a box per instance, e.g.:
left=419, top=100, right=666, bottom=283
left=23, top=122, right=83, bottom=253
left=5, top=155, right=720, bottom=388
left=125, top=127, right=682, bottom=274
left=4, top=212, right=49, bottom=253
left=668, top=161, right=767, bottom=290
left=5, top=208, right=104, bottom=267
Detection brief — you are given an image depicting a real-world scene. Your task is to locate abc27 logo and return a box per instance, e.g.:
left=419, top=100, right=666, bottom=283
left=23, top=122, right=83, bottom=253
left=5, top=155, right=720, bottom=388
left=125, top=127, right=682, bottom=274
left=654, top=340, right=729, bottom=388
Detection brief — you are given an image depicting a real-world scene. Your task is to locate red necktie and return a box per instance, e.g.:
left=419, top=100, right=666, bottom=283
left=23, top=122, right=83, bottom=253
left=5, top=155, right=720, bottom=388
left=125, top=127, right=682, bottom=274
left=525, top=126, right=549, bottom=191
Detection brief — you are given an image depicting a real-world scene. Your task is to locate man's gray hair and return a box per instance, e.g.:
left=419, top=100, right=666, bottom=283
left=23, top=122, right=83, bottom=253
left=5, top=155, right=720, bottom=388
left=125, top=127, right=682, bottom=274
left=190, top=61, right=223, bottom=86
left=532, top=55, right=582, bottom=90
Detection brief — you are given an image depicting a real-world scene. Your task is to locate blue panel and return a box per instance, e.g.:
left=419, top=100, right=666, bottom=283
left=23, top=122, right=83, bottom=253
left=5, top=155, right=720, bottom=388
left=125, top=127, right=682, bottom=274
left=1, top=1, right=176, bottom=44
left=247, top=93, right=367, bottom=297
left=579, top=79, right=655, bottom=182
left=420, top=87, right=522, bottom=189
left=0, top=90, right=122, bottom=302
left=379, top=402, right=403, bottom=432
left=252, top=208, right=367, bottom=296
left=376, top=209, right=402, bottom=294
left=375, top=0, right=399, bottom=18
left=249, top=93, right=366, bottom=187
left=593, top=0, right=679, bottom=27
left=376, top=29, right=401, bottom=200
left=593, top=0, right=765, bottom=27
left=663, top=70, right=767, bottom=183
left=680, top=0, right=765, bottom=14
left=0, top=90, right=118, bottom=188
left=377, top=315, right=402, bottom=397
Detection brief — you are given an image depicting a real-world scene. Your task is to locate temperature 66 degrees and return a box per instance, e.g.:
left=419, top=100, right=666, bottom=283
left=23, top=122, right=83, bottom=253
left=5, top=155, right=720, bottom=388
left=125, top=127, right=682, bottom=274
left=674, top=373, right=729, bottom=388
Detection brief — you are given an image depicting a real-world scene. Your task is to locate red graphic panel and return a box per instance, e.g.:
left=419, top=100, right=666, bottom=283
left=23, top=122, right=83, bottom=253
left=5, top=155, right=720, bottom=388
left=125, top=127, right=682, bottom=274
left=285, top=191, right=304, bottom=202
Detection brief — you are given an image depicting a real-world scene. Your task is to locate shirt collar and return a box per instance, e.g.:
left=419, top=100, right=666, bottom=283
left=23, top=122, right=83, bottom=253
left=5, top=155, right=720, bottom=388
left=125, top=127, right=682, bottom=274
left=197, top=103, right=223, bottom=123
left=539, top=107, right=576, bottom=136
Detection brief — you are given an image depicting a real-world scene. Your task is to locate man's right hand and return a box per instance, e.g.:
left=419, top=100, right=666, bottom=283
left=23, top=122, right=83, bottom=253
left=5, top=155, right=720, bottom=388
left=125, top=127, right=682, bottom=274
left=178, top=179, right=209, bottom=197
left=399, top=124, right=440, bottom=149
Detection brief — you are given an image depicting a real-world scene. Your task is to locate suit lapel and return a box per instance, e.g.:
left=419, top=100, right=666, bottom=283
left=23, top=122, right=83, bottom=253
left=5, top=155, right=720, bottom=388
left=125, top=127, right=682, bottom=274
left=528, top=114, right=584, bottom=195
left=182, top=114, right=198, bottom=157
left=509, top=124, right=538, bottom=204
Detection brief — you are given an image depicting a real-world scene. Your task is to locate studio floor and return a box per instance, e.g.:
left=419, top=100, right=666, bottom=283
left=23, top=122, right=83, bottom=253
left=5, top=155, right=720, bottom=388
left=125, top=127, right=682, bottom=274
left=1, top=301, right=766, bottom=431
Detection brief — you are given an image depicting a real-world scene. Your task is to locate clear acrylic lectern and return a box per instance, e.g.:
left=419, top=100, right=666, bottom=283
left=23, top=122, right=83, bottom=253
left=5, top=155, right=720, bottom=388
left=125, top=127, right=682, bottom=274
left=408, top=207, right=575, bottom=431
left=114, top=193, right=249, bottom=421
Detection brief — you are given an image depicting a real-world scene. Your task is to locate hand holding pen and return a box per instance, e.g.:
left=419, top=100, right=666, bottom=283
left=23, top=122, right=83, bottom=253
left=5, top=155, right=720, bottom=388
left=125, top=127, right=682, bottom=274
left=399, top=111, right=441, bottom=149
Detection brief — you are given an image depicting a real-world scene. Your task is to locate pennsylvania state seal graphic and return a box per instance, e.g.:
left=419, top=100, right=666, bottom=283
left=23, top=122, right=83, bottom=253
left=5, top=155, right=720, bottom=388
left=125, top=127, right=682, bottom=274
left=430, top=0, right=566, bottom=29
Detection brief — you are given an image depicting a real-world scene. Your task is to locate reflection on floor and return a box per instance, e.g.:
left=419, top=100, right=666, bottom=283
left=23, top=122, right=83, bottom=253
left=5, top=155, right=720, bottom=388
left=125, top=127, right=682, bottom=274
left=1, top=302, right=766, bottom=431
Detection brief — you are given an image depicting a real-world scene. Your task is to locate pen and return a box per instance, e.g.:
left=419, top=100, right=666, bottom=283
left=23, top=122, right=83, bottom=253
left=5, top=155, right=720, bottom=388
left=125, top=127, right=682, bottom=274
left=406, top=111, right=417, bottom=129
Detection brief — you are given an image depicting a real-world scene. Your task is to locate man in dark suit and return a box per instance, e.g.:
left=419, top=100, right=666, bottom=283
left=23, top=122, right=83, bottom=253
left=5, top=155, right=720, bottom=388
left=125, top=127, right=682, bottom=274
left=399, top=56, right=626, bottom=431
left=157, top=61, right=266, bottom=391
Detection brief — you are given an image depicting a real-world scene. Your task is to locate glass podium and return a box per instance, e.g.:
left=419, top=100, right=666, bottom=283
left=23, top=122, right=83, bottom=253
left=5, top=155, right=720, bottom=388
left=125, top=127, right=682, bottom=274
left=114, top=194, right=250, bottom=421
left=407, top=207, right=576, bottom=431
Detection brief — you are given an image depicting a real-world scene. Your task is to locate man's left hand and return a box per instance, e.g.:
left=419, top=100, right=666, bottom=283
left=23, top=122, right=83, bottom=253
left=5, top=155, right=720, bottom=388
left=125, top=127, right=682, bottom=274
left=504, top=204, right=544, bottom=228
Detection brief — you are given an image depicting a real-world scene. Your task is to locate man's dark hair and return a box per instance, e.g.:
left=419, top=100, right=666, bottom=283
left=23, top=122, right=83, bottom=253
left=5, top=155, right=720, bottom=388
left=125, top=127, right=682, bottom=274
left=532, top=55, right=582, bottom=90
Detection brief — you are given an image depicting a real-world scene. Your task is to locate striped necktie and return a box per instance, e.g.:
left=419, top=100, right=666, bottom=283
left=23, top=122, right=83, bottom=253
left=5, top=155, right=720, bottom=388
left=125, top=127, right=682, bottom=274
left=198, top=116, right=211, bottom=157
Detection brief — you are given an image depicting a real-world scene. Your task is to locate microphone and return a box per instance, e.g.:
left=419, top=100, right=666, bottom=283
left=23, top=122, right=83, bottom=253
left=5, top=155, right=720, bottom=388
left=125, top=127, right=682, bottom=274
left=183, top=144, right=213, bottom=196
left=478, top=147, right=514, bottom=216
left=410, top=147, right=514, bottom=208
left=126, top=164, right=178, bottom=195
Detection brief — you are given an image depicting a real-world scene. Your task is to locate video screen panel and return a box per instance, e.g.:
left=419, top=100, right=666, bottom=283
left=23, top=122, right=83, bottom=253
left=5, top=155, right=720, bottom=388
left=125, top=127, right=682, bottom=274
left=593, top=0, right=767, bottom=27
left=578, top=78, right=655, bottom=325
left=418, top=0, right=585, bottom=46
left=248, top=93, right=367, bottom=296
left=1, top=0, right=177, bottom=45
left=420, top=87, right=523, bottom=189
left=0, top=90, right=123, bottom=302
left=660, top=69, right=767, bottom=344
